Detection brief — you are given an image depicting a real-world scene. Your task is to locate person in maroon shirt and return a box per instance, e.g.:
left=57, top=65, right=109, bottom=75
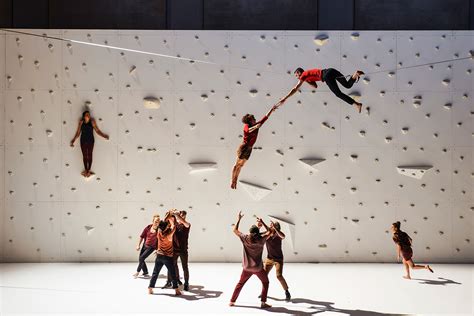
left=391, top=221, right=434, bottom=279
left=133, top=214, right=160, bottom=278
left=258, top=218, right=291, bottom=301
left=229, top=211, right=272, bottom=309
left=231, top=105, right=278, bottom=189
left=278, top=67, right=365, bottom=113
left=163, top=210, right=191, bottom=291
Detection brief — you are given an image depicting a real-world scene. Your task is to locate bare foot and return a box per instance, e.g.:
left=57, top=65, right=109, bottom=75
left=175, top=289, right=182, bottom=296
left=133, top=272, right=139, bottom=278
left=403, top=275, right=411, bottom=280
left=229, top=302, right=235, bottom=307
left=261, top=302, right=272, bottom=309
left=81, top=170, right=87, bottom=177
left=352, top=70, right=365, bottom=80
left=148, top=287, right=153, bottom=294
left=354, top=102, right=362, bottom=113
left=427, top=265, right=434, bottom=273
left=231, top=181, right=237, bottom=189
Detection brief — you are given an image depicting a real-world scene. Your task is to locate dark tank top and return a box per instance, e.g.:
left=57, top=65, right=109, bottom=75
left=80, top=120, right=94, bottom=144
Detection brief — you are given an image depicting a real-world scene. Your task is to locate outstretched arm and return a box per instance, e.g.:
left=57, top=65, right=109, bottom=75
left=70, top=120, right=83, bottom=147
left=257, top=217, right=270, bottom=232
left=233, top=211, right=244, bottom=237
left=278, top=80, right=305, bottom=105
left=92, top=119, right=109, bottom=140
left=247, top=105, right=278, bottom=133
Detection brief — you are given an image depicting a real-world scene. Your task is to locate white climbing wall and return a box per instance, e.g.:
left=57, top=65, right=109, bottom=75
left=0, top=29, right=472, bottom=263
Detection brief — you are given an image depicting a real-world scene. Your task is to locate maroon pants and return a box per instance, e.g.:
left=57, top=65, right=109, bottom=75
left=80, top=142, right=94, bottom=171
left=230, top=269, right=269, bottom=303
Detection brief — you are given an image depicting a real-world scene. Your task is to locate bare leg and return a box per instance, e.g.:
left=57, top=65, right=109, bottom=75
left=231, top=159, right=247, bottom=189
left=403, top=260, right=411, bottom=279
left=408, top=259, right=431, bottom=270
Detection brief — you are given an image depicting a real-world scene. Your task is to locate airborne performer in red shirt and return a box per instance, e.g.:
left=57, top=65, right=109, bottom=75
left=231, top=104, right=278, bottom=189
left=278, top=67, right=365, bottom=113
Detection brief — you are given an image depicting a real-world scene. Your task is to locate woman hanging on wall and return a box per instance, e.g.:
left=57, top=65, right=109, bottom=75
left=70, top=110, right=109, bottom=177
left=391, top=221, right=434, bottom=279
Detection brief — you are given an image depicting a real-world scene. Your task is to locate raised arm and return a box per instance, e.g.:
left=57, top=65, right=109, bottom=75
left=273, top=225, right=286, bottom=239
left=247, top=105, right=278, bottom=133
left=70, top=119, right=83, bottom=147
left=92, top=119, right=109, bottom=140
left=278, top=80, right=305, bottom=105
left=233, top=211, right=244, bottom=237
left=174, top=211, right=190, bottom=228
left=257, top=217, right=270, bottom=232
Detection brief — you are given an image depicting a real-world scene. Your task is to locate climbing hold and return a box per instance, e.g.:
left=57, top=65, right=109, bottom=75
left=299, top=158, right=326, bottom=170
left=143, top=96, right=160, bottom=109
left=397, top=165, right=433, bottom=180
left=314, top=34, right=329, bottom=46
left=239, top=181, right=272, bottom=201
left=188, top=162, right=217, bottom=174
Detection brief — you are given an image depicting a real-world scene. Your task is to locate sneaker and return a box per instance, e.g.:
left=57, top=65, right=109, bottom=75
left=142, top=274, right=150, bottom=279
left=184, top=283, right=189, bottom=291
left=285, top=290, right=291, bottom=301
left=162, top=282, right=172, bottom=289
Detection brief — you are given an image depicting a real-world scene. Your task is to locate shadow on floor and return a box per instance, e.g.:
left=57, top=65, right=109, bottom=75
left=151, top=284, right=223, bottom=301
left=412, top=277, right=462, bottom=286
left=232, top=296, right=406, bottom=315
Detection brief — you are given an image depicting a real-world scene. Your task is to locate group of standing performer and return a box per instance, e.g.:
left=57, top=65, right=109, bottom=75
left=134, top=210, right=191, bottom=295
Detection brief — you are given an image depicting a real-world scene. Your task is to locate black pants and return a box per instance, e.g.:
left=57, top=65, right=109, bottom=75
left=80, top=142, right=94, bottom=171
left=136, top=246, right=155, bottom=275
left=322, top=68, right=357, bottom=105
left=167, top=251, right=189, bottom=285
left=149, top=254, right=178, bottom=289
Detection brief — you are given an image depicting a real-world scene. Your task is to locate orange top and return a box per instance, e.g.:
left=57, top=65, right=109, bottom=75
left=157, top=225, right=176, bottom=257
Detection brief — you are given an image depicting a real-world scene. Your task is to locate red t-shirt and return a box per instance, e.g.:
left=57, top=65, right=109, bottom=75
left=300, top=68, right=322, bottom=82
left=140, top=224, right=158, bottom=249
left=243, top=115, right=268, bottom=147
left=238, top=232, right=266, bottom=272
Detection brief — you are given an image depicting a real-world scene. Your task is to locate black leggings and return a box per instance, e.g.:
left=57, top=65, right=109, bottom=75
left=137, top=246, right=155, bottom=275
left=323, top=68, right=357, bottom=105
left=149, top=255, right=178, bottom=289
left=80, top=142, right=94, bottom=171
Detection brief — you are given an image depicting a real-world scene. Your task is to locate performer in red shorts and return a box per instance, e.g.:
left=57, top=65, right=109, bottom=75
left=231, top=105, right=278, bottom=189
left=391, top=221, right=434, bottom=279
left=278, top=67, right=365, bottom=113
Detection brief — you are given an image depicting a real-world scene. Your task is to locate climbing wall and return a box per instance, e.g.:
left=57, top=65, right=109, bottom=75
left=0, top=30, right=472, bottom=263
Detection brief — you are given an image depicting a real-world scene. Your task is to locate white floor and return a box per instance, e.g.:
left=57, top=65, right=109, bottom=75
left=0, top=263, right=472, bottom=315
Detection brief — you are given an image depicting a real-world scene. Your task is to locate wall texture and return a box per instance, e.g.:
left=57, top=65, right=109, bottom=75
left=0, top=30, right=472, bottom=263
